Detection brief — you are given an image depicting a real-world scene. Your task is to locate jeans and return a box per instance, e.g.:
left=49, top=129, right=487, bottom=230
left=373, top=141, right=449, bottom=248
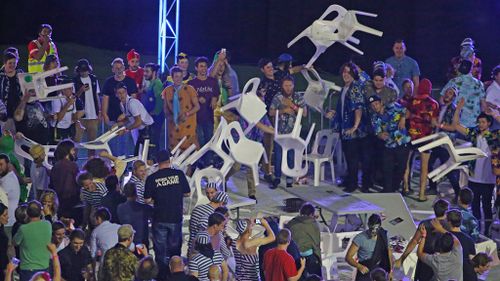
left=469, top=181, right=495, bottom=234
left=152, top=222, right=182, bottom=280
left=20, top=268, right=48, bottom=281
left=342, top=137, right=372, bottom=189
left=135, top=126, right=154, bottom=160
left=428, top=147, right=460, bottom=195
left=151, top=113, right=165, bottom=154
left=382, top=145, right=410, bottom=192
left=274, top=142, right=294, bottom=185
left=197, top=121, right=215, bottom=167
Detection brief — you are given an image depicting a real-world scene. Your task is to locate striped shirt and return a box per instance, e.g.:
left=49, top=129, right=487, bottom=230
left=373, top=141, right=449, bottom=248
left=128, top=175, right=145, bottom=204
left=188, top=204, right=215, bottom=253
left=81, top=182, right=108, bottom=208
left=232, top=240, right=260, bottom=281
left=188, top=250, right=224, bottom=281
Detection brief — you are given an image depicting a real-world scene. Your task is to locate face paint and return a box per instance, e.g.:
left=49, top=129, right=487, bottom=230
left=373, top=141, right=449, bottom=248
left=368, top=224, right=381, bottom=237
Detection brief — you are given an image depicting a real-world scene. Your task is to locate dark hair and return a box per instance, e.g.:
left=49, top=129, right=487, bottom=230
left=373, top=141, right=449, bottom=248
left=300, top=203, right=315, bottom=216
left=433, top=199, right=450, bottom=217
left=54, top=140, right=74, bottom=161
left=472, top=252, right=493, bottom=268
left=26, top=200, right=42, bottom=218
left=38, top=24, right=53, bottom=34
left=436, top=232, right=454, bottom=253
left=123, top=182, right=137, bottom=198
left=52, top=221, right=65, bottom=232
left=458, top=60, right=473, bottom=75
left=195, top=56, right=209, bottom=67
left=136, top=256, right=159, bottom=281
left=3, top=52, right=16, bottom=63
left=114, top=81, right=128, bottom=91
left=373, top=68, right=386, bottom=79
left=394, top=39, right=405, bottom=45
left=170, top=66, right=183, bottom=76
left=339, top=61, right=360, bottom=81
left=0, top=203, right=7, bottom=219
left=83, top=158, right=109, bottom=179
left=77, top=171, right=93, bottom=186
left=492, top=65, right=500, bottom=78
left=281, top=75, right=295, bottom=86
left=277, top=228, right=291, bottom=245
left=0, top=154, right=10, bottom=164
left=402, top=79, right=413, bottom=88
left=368, top=214, right=382, bottom=227
left=207, top=212, right=225, bottom=227
left=214, top=207, right=229, bottom=216
left=15, top=204, right=29, bottom=224
left=258, top=58, right=272, bottom=69
left=459, top=187, right=474, bottom=205
left=446, top=209, right=462, bottom=228
left=477, top=112, right=493, bottom=124
left=43, top=54, right=59, bottom=70
left=94, top=207, right=111, bottom=222
left=370, top=267, right=388, bottom=281
left=70, top=228, right=86, bottom=241
left=105, top=175, right=119, bottom=192
left=144, top=63, right=159, bottom=73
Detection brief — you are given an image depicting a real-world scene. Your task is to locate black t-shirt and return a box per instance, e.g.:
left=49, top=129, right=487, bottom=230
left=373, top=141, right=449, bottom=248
left=415, top=218, right=449, bottom=281
left=59, top=245, right=92, bottom=281
left=451, top=231, right=477, bottom=281
left=6, top=75, right=21, bottom=118
left=102, top=76, right=137, bottom=122
left=258, top=76, right=282, bottom=111
left=144, top=168, right=190, bottom=223
left=15, top=102, right=51, bottom=144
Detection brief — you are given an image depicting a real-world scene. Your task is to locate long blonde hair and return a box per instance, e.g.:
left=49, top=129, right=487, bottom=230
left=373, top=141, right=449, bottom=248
left=40, top=189, right=59, bottom=215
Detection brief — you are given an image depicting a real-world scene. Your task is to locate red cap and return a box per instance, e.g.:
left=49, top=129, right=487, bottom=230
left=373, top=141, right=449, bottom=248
left=416, top=78, right=432, bottom=99
left=127, top=49, right=140, bottom=61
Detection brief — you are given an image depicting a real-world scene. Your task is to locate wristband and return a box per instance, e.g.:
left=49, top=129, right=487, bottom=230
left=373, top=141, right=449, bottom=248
left=52, top=254, right=59, bottom=260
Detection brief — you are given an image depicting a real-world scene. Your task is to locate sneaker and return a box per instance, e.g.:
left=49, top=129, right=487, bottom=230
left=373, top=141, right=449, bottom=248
left=270, top=178, right=280, bottom=189
left=286, top=183, right=293, bottom=188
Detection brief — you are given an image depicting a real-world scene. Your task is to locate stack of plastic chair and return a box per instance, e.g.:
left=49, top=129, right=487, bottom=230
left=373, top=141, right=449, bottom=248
left=224, top=121, right=266, bottom=186
left=307, top=129, right=339, bottom=186
left=220, top=78, right=267, bottom=134
left=301, top=68, right=341, bottom=113
left=18, top=66, right=73, bottom=102
left=274, top=108, right=316, bottom=178
left=14, top=135, right=56, bottom=169
left=78, top=126, right=126, bottom=156
left=288, top=4, right=383, bottom=67
left=411, top=133, right=486, bottom=182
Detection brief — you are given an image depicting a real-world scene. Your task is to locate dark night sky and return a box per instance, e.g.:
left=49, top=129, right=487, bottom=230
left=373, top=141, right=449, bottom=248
left=1, top=0, right=499, bottom=85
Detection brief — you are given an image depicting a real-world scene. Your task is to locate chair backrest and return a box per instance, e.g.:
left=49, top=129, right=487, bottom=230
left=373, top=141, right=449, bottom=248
left=331, top=231, right=361, bottom=255
left=311, top=129, right=336, bottom=157
left=191, top=167, right=225, bottom=208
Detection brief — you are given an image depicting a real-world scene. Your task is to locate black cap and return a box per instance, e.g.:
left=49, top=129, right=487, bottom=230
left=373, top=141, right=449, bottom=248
left=368, top=95, right=382, bottom=104
left=114, top=82, right=127, bottom=91
left=156, top=149, right=171, bottom=163
left=76, top=59, right=91, bottom=72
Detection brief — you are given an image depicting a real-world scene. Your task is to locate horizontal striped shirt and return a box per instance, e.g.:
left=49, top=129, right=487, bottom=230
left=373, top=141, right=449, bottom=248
left=128, top=175, right=145, bottom=204
left=188, top=204, right=215, bottom=253
left=81, top=182, right=108, bottom=208
left=189, top=250, right=223, bottom=281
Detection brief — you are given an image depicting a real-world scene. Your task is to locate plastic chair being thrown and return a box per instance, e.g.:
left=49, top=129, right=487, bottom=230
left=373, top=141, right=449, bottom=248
left=411, top=133, right=486, bottom=182
left=274, top=108, right=316, bottom=178
left=288, top=4, right=383, bottom=68
left=14, top=135, right=56, bottom=169
left=18, top=67, right=73, bottom=102
left=220, top=78, right=267, bottom=134
left=77, top=126, right=126, bottom=156
left=302, top=68, right=341, bottom=113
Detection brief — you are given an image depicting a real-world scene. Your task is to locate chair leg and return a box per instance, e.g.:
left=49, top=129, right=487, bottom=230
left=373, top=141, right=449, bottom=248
left=330, top=160, right=336, bottom=184
left=320, top=162, right=326, bottom=181
left=314, top=161, right=321, bottom=187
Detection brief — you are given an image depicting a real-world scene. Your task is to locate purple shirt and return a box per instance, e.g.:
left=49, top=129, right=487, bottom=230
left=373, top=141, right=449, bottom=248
left=188, top=77, right=220, bottom=125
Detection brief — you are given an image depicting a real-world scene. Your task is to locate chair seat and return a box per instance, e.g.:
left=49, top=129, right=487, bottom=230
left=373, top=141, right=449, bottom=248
left=227, top=193, right=256, bottom=209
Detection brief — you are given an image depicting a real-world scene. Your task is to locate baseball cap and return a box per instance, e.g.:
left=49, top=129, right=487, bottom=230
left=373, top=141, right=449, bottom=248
left=277, top=53, right=293, bottom=63
left=76, top=59, right=91, bottom=72
left=368, top=95, right=382, bottom=104
left=111, top=57, right=124, bottom=66
left=211, top=191, right=228, bottom=204
left=156, top=149, right=172, bottom=163
left=118, top=224, right=135, bottom=240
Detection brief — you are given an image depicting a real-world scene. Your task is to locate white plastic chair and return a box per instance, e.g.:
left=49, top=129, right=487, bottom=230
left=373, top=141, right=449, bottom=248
left=220, top=78, right=267, bottom=135
left=14, top=135, right=56, bottom=169
left=287, top=4, right=383, bottom=67
left=274, top=108, right=316, bottom=178
left=77, top=126, right=126, bottom=156
left=224, top=121, right=266, bottom=186
left=411, top=133, right=487, bottom=182
left=321, top=230, right=361, bottom=280
left=307, top=129, right=339, bottom=186
left=18, top=67, right=73, bottom=102
left=190, top=167, right=226, bottom=208
left=301, top=68, right=341, bottom=113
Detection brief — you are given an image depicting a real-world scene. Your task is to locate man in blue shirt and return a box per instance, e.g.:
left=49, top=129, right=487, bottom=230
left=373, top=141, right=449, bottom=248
left=369, top=95, right=411, bottom=193
left=385, top=39, right=421, bottom=95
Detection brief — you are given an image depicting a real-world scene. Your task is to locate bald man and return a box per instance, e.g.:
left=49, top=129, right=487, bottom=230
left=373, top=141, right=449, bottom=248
left=168, top=256, right=199, bottom=281
left=208, top=266, right=221, bottom=281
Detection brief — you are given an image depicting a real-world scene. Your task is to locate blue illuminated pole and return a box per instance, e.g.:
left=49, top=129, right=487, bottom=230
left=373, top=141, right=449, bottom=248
left=158, top=0, right=180, bottom=149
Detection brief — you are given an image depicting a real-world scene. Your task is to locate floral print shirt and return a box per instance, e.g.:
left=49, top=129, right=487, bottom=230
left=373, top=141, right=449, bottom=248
left=373, top=103, right=411, bottom=148
left=331, top=81, right=368, bottom=140
left=465, top=127, right=500, bottom=185
left=407, top=97, right=440, bottom=140
left=270, top=92, right=305, bottom=134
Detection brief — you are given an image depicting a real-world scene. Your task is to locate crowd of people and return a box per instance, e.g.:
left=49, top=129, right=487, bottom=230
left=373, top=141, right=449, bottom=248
left=0, top=23, right=499, bottom=281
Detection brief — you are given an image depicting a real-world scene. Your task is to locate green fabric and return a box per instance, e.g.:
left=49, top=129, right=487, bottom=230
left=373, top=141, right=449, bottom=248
left=286, top=216, right=321, bottom=257
left=0, top=135, right=28, bottom=201
left=212, top=52, right=229, bottom=105
left=151, top=78, right=165, bottom=115
left=13, top=220, right=52, bottom=270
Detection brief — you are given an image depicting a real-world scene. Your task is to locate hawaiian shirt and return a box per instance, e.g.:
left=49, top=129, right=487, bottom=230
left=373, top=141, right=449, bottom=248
left=464, top=127, right=500, bottom=185
left=373, top=103, right=411, bottom=148
left=397, top=95, right=413, bottom=109
left=438, top=103, right=457, bottom=141
left=270, top=92, right=305, bottom=134
left=447, top=56, right=482, bottom=81
left=407, top=97, right=440, bottom=140
left=258, top=76, right=282, bottom=110
left=331, top=81, right=368, bottom=140
left=99, top=243, right=137, bottom=281
left=459, top=206, right=480, bottom=242
left=441, top=74, right=486, bottom=128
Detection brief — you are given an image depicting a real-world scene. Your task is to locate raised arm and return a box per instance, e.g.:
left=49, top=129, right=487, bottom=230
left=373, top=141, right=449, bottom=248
left=451, top=97, right=468, bottom=136
left=243, top=218, right=276, bottom=248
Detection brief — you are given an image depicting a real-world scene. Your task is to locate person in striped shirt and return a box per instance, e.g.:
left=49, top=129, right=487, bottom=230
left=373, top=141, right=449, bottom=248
left=128, top=160, right=147, bottom=204
left=188, top=192, right=228, bottom=257
left=77, top=171, right=108, bottom=228
left=189, top=231, right=228, bottom=281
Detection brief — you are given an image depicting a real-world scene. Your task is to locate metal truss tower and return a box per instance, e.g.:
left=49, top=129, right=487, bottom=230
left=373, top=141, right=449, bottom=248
left=158, top=0, right=180, bottom=74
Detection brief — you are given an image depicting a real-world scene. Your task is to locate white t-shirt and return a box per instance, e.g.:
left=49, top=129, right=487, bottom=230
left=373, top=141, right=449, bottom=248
left=80, top=76, right=100, bottom=119
left=469, top=135, right=496, bottom=184
left=120, top=97, right=154, bottom=130
left=51, top=98, right=77, bottom=129
left=0, top=171, right=20, bottom=226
